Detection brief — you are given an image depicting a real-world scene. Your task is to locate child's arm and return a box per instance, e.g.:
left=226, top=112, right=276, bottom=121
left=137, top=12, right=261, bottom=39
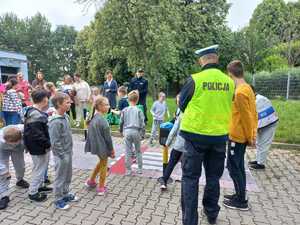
left=111, top=149, right=115, bottom=158
left=49, top=121, right=64, bottom=155
left=235, top=93, right=256, bottom=146
left=150, top=102, right=156, bottom=117
left=111, top=109, right=121, bottom=115
left=165, top=115, right=180, bottom=147
left=138, top=110, right=145, bottom=138
left=119, top=110, right=124, bottom=134
left=89, top=95, right=93, bottom=105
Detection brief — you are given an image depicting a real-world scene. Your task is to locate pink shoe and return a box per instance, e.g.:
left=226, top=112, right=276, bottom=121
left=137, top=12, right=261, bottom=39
left=96, top=186, right=107, bottom=196
left=85, top=179, right=97, bottom=188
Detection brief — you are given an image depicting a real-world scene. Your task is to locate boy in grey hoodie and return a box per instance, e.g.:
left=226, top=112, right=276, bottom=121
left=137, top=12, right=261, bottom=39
left=49, top=92, right=78, bottom=210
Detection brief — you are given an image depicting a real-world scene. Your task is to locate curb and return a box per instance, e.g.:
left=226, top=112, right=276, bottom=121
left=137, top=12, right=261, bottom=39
left=271, top=142, right=300, bottom=151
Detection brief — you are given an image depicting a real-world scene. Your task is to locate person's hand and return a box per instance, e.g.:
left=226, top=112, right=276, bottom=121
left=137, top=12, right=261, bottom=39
left=248, top=138, right=256, bottom=147
left=111, top=150, right=115, bottom=159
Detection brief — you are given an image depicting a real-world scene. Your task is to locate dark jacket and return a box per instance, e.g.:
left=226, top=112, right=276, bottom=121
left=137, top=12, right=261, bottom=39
left=128, top=77, right=148, bottom=105
left=118, top=97, right=129, bottom=111
left=103, top=80, right=118, bottom=109
left=23, top=107, right=51, bottom=155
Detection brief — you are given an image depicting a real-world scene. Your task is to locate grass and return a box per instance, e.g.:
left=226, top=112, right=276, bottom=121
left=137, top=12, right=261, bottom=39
left=271, top=100, right=300, bottom=144
left=72, top=97, right=300, bottom=144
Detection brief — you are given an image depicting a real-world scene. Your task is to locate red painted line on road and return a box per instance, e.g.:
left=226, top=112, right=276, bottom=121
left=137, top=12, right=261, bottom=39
left=110, top=144, right=149, bottom=175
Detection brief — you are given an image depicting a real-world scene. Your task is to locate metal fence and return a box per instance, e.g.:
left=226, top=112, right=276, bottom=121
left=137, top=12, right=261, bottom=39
left=252, top=74, right=300, bottom=100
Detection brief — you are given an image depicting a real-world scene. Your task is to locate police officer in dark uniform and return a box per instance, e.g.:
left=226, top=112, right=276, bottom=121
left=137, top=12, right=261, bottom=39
left=179, top=45, right=235, bottom=225
left=128, top=68, right=148, bottom=123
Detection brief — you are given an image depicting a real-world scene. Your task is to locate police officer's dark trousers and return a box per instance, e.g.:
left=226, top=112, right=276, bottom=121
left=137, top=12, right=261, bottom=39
left=181, top=140, right=226, bottom=225
left=226, top=141, right=247, bottom=202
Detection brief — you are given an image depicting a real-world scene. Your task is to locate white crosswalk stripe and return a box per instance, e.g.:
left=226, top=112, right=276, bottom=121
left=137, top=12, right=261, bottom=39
left=132, top=152, right=165, bottom=171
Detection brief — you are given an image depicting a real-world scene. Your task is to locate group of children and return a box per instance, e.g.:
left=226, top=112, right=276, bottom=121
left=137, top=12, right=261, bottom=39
left=0, top=82, right=171, bottom=210
left=0, top=90, right=75, bottom=210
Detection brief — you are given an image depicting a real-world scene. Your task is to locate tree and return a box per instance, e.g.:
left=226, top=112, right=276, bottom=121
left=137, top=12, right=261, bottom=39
left=75, top=25, right=93, bottom=82
left=0, top=13, right=27, bottom=52
left=249, top=0, right=288, bottom=45
left=261, top=54, right=288, bottom=72
left=232, top=27, right=268, bottom=74
left=52, top=25, right=78, bottom=76
left=23, top=13, right=54, bottom=80
left=272, top=40, right=300, bottom=67
left=76, top=0, right=231, bottom=97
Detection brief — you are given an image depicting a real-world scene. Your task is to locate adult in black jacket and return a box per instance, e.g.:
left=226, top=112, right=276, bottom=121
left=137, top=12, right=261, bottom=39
left=128, top=68, right=148, bottom=122
left=24, top=89, right=52, bottom=202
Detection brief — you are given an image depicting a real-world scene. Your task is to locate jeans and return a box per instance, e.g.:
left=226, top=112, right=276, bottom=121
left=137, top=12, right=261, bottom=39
left=2, top=111, right=21, bottom=125
left=226, top=141, right=247, bottom=202
left=162, top=149, right=182, bottom=183
left=181, top=140, right=226, bottom=225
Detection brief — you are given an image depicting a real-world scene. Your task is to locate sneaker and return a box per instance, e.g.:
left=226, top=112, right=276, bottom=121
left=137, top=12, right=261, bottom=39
left=248, top=160, right=257, bottom=165
left=63, top=193, right=79, bottom=203
left=29, top=192, right=47, bottom=202
left=16, top=179, right=30, bottom=189
left=223, top=198, right=249, bottom=211
left=148, top=139, right=153, bottom=146
left=125, top=170, right=132, bottom=176
left=85, top=179, right=97, bottom=188
left=137, top=168, right=143, bottom=174
left=250, top=163, right=265, bottom=170
left=224, top=193, right=237, bottom=201
left=55, top=199, right=70, bottom=210
left=38, top=186, right=53, bottom=194
left=96, top=186, right=107, bottom=196
left=207, top=217, right=217, bottom=224
left=160, top=184, right=167, bottom=190
left=0, top=196, right=10, bottom=210
left=44, top=178, right=51, bottom=185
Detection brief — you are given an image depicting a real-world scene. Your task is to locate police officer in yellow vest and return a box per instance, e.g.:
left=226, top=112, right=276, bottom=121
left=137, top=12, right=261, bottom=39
left=179, top=45, right=234, bottom=225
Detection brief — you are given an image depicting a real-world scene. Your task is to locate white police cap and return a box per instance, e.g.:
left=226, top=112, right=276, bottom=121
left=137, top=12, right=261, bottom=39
left=195, top=45, right=219, bottom=57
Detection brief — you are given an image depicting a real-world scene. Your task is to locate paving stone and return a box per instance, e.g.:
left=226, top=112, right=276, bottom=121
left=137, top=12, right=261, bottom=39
left=2, top=141, right=300, bottom=225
